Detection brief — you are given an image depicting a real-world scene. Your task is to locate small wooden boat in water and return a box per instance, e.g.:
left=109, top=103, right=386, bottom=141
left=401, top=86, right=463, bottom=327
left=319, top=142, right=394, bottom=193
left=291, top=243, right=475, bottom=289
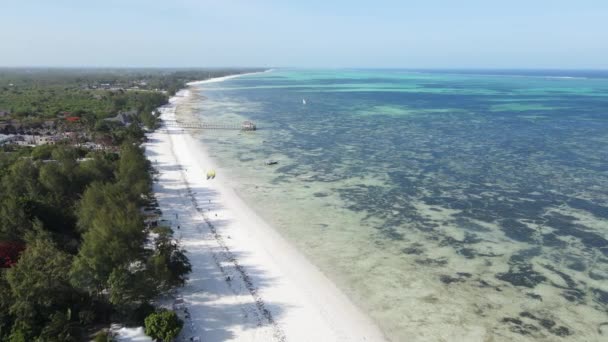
left=265, top=160, right=278, bottom=166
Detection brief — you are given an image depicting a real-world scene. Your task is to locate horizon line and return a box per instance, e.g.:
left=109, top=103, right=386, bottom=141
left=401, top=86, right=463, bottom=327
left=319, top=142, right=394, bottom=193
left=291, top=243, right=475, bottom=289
left=1, top=66, right=608, bottom=71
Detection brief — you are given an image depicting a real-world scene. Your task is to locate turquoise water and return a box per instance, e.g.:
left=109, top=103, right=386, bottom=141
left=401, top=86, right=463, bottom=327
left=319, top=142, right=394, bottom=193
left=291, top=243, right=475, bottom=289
left=183, top=70, right=608, bottom=341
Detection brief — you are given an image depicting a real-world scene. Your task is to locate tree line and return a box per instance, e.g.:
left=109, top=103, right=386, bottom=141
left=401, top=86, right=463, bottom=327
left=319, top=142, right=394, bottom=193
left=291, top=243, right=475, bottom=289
left=0, top=142, right=190, bottom=341
left=0, top=68, right=264, bottom=119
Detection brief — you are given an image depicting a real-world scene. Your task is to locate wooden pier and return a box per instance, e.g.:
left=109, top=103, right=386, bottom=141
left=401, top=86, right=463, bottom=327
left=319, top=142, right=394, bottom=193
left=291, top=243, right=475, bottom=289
left=163, top=119, right=256, bottom=131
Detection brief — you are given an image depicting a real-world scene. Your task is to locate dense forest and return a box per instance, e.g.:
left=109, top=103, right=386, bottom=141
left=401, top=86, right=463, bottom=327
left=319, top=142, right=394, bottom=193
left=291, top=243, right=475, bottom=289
left=0, top=68, right=262, bottom=341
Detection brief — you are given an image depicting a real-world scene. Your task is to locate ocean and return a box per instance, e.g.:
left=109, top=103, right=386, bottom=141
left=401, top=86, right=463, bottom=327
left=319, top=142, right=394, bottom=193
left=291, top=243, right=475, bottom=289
left=181, top=69, right=608, bottom=341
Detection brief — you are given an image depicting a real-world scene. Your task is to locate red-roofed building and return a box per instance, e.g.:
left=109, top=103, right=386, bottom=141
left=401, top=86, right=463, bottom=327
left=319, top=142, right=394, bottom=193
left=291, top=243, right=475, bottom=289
left=66, top=116, right=81, bottom=123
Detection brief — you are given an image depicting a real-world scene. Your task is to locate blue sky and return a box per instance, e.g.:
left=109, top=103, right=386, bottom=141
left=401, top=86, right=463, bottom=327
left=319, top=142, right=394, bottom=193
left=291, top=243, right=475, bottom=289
left=1, top=0, right=607, bottom=68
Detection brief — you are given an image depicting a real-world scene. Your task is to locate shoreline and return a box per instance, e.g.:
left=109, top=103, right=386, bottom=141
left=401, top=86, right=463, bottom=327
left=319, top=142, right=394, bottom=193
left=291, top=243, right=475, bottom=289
left=185, top=69, right=273, bottom=86
left=144, top=73, right=386, bottom=341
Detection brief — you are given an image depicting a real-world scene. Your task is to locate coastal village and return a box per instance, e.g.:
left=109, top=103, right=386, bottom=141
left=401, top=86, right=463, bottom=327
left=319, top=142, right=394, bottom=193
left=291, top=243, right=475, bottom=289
left=0, top=109, right=137, bottom=150
left=0, top=74, right=161, bottom=150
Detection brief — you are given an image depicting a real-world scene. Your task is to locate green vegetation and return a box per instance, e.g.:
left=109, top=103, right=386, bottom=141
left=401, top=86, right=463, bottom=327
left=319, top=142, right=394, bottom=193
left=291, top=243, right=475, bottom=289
left=144, top=310, right=183, bottom=342
left=93, top=331, right=112, bottom=342
left=0, top=142, right=190, bottom=340
left=0, top=88, right=163, bottom=120
left=0, top=68, right=259, bottom=341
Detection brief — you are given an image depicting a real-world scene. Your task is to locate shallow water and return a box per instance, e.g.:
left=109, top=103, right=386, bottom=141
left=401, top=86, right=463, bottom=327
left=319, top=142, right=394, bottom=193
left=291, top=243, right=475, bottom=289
left=183, top=70, right=608, bottom=341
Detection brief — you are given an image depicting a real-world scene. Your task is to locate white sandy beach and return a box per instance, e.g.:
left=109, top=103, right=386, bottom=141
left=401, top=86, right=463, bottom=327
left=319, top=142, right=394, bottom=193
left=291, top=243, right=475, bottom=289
left=144, top=75, right=386, bottom=342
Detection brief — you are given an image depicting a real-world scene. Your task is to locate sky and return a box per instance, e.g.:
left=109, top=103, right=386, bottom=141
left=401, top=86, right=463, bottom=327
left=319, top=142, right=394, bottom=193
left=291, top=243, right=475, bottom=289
left=1, top=0, right=607, bottom=68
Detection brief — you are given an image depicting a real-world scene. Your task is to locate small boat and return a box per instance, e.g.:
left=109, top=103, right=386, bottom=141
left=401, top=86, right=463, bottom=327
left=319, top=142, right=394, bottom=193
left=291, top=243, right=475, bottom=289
left=302, top=98, right=306, bottom=105
left=265, top=160, right=278, bottom=166
left=206, top=169, right=216, bottom=179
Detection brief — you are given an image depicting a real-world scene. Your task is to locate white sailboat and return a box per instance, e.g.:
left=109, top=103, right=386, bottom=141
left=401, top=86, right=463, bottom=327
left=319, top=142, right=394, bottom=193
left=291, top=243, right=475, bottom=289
left=302, top=98, right=307, bottom=105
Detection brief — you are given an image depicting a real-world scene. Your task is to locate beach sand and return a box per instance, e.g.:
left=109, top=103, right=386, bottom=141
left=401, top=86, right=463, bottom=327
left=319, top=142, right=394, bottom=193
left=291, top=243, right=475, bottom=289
left=144, top=75, right=386, bottom=342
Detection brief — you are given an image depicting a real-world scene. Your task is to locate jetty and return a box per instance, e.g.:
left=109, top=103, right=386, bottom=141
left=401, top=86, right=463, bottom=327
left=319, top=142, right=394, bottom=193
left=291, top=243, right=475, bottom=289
left=163, top=119, right=256, bottom=131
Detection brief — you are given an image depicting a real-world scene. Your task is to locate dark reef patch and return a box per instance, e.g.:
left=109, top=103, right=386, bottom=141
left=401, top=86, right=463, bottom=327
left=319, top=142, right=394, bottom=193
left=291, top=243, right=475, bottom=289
left=517, top=312, right=572, bottom=337
left=496, top=266, right=546, bottom=288
left=501, top=317, right=540, bottom=335
left=541, top=264, right=577, bottom=288
left=439, top=233, right=482, bottom=248
left=565, top=259, right=586, bottom=272
left=541, top=233, right=567, bottom=248
left=590, top=270, right=608, bottom=281
left=545, top=212, right=608, bottom=252
left=550, top=326, right=572, bottom=337
left=415, top=258, right=448, bottom=267
left=567, top=198, right=608, bottom=219
left=496, top=248, right=546, bottom=288
left=500, top=219, right=537, bottom=243
left=561, top=289, right=586, bottom=303
left=439, top=275, right=462, bottom=284
left=458, top=248, right=476, bottom=259
left=525, top=293, right=543, bottom=301
left=439, top=272, right=472, bottom=285
left=452, top=217, right=492, bottom=232
left=540, top=319, right=556, bottom=329
left=592, top=288, right=608, bottom=305
left=402, top=244, right=424, bottom=255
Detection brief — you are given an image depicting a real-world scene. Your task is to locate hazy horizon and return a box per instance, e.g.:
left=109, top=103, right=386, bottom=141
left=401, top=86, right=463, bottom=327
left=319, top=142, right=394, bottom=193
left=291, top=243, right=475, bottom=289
left=0, top=65, right=608, bottom=72
left=1, top=0, right=607, bottom=69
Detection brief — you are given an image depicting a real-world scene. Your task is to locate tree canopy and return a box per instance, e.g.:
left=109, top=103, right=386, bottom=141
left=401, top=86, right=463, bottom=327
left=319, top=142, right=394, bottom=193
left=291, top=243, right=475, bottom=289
left=144, top=310, right=183, bottom=342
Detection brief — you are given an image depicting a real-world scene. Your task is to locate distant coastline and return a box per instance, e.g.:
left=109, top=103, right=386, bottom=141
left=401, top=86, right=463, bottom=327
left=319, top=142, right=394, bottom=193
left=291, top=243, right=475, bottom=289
left=186, top=69, right=272, bottom=86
